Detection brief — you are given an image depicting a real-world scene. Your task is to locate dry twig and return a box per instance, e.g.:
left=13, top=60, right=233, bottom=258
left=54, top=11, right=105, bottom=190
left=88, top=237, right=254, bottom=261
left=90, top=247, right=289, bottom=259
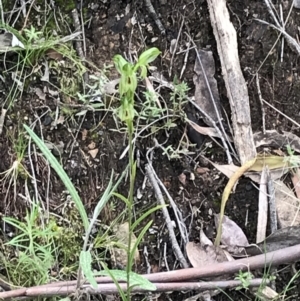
left=255, top=75, right=266, bottom=134
left=0, top=108, right=7, bottom=135
left=144, top=0, right=165, bottom=34
left=145, top=163, right=189, bottom=268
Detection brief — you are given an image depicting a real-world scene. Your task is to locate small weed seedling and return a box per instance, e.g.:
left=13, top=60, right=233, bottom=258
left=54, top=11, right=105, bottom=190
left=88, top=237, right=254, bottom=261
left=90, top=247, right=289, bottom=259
left=285, top=145, right=300, bottom=170
left=170, top=79, right=190, bottom=112
left=234, top=270, right=254, bottom=291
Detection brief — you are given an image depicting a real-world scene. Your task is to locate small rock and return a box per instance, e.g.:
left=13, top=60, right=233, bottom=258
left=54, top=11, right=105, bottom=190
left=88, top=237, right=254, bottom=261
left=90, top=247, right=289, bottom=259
left=43, top=115, right=52, bottom=126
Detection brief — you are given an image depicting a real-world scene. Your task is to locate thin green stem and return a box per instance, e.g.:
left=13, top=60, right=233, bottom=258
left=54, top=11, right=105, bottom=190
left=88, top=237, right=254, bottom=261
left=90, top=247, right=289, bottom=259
left=126, top=119, right=135, bottom=299
left=113, top=48, right=161, bottom=299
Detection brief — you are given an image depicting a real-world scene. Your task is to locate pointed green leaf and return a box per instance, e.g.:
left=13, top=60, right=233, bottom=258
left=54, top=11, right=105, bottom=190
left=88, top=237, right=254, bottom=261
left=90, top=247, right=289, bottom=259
left=113, top=55, right=128, bottom=74
left=137, top=47, right=161, bottom=66
left=96, top=269, right=156, bottom=291
left=139, top=65, right=147, bottom=79
left=80, top=251, right=98, bottom=288
left=23, top=125, right=89, bottom=231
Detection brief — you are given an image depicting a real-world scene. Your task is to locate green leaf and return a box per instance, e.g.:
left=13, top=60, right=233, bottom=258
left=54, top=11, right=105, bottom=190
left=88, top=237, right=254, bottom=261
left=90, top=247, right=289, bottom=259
left=139, top=65, right=147, bottom=79
left=113, top=55, right=128, bottom=74
left=23, top=125, right=89, bottom=231
left=100, top=262, right=128, bottom=301
left=119, top=74, right=128, bottom=96
left=122, top=63, right=134, bottom=76
left=96, top=270, right=156, bottom=291
left=113, top=192, right=131, bottom=207
left=131, top=205, right=164, bottom=230
left=137, top=47, right=161, bottom=66
left=128, top=74, right=137, bottom=93
left=80, top=251, right=98, bottom=289
left=92, top=171, right=114, bottom=220
left=85, top=169, right=126, bottom=240
left=129, top=220, right=152, bottom=269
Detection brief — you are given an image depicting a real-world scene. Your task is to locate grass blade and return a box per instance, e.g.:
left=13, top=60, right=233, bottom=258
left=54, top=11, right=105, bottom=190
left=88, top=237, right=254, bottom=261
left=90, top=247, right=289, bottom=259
left=24, top=124, right=89, bottom=231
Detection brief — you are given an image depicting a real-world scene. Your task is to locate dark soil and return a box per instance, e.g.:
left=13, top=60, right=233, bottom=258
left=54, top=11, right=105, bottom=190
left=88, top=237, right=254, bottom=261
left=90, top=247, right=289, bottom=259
left=0, top=0, right=299, bottom=300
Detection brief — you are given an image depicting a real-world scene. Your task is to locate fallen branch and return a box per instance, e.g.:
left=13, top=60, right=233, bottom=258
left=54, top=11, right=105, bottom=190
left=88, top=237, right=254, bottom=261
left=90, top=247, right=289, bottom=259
left=37, top=279, right=268, bottom=298
left=3, top=243, right=299, bottom=299
left=206, top=0, right=257, bottom=164
left=0, top=279, right=267, bottom=299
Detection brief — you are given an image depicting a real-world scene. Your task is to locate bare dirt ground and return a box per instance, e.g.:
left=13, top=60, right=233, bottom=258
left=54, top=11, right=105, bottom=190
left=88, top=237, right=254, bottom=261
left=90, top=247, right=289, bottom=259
left=0, top=0, right=300, bottom=300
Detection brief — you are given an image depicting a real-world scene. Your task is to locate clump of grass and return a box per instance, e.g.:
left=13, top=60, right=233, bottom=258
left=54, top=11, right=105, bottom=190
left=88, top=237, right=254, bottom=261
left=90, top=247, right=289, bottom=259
left=0, top=128, right=30, bottom=205
left=2, top=202, right=58, bottom=286
left=0, top=22, right=86, bottom=113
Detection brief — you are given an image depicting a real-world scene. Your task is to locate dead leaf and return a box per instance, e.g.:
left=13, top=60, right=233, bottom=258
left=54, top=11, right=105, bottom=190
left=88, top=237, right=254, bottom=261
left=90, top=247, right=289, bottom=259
left=169, top=39, right=177, bottom=54
left=0, top=32, right=13, bottom=48
left=244, top=225, right=300, bottom=255
left=34, top=87, right=46, bottom=101
left=47, top=87, right=59, bottom=96
left=273, top=149, right=285, bottom=156
left=186, top=118, right=232, bottom=140
left=88, top=148, right=98, bottom=158
left=200, top=229, right=213, bottom=246
left=211, top=162, right=239, bottom=179
left=214, top=214, right=249, bottom=247
left=209, top=158, right=289, bottom=184
left=45, top=48, right=63, bottom=60
left=275, top=180, right=300, bottom=227
left=254, top=130, right=300, bottom=154
left=254, top=286, right=279, bottom=300
left=250, top=155, right=291, bottom=172
left=186, top=241, right=227, bottom=268
left=245, top=168, right=289, bottom=184
left=186, top=230, right=227, bottom=268
left=193, top=49, right=222, bottom=127
left=0, top=32, right=24, bottom=51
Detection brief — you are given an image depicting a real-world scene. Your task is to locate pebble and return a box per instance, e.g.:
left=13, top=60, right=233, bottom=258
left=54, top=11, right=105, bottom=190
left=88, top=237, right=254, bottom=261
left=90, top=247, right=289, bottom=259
left=43, top=114, right=52, bottom=126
